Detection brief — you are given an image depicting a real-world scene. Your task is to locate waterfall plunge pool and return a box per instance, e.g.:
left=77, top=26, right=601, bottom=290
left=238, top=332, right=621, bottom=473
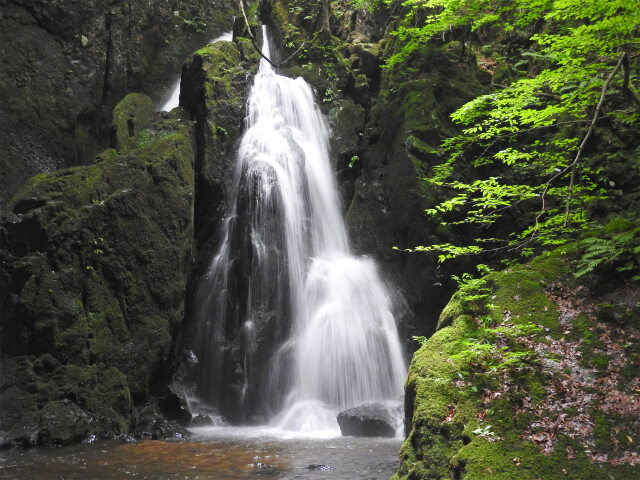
left=0, top=429, right=401, bottom=479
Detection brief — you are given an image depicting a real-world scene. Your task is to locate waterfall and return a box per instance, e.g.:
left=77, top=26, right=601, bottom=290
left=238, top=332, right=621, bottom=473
left=192, top=27, right=406, bottom=434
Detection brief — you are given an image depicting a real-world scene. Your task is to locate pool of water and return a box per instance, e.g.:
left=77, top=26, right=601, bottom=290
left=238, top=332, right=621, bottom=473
left=0, top=428, right=401, bottom=479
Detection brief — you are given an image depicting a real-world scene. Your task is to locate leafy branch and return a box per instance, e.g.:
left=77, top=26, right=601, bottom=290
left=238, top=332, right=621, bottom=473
left=386, top=0, right=640, bottom=261
left=563, top=53, right=627, bottom=227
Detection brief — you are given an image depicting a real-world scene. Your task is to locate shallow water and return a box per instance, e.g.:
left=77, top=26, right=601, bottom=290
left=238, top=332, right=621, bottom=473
left=0, top=428, right=401, bottom=480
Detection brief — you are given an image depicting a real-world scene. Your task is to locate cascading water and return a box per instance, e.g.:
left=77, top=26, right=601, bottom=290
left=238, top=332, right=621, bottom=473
left=192, top=27, right=406, bottom=435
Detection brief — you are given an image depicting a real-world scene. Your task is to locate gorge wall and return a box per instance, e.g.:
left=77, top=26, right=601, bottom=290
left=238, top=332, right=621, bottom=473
left=0, top=0, right=236, bottom=210
left=0, top=0, right=489, bottom=446
left=4, top=6, right=636, bottom=479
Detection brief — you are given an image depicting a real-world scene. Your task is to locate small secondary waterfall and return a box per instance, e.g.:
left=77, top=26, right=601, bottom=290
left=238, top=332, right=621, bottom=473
left=159, top=31, right=233, bottom=111
left=193, top=28, right=406, bottom=434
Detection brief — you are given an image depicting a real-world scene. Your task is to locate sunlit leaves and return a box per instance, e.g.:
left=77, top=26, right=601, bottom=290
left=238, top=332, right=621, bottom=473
left=386, top=0, right=640, bottom=259
left=427, top=178, right=539, bottom=229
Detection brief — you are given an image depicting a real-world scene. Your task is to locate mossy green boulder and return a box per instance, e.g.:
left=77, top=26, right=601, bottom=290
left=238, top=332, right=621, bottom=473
left=0, top=94, right=195, bottom=447
left=395, top=243, right=640, bottom=479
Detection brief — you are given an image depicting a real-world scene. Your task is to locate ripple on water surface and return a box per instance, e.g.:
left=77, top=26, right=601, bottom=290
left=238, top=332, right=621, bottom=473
left=0, top=429, right=401, bottom=479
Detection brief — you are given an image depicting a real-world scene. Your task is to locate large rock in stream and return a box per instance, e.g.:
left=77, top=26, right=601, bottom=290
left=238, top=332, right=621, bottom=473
left=337, top=403, right=402, bottom=438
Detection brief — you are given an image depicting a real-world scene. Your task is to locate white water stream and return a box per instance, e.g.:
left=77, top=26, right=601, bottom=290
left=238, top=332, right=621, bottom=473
left=159, top=31, right=233, bottom=111
left=193, top=27, right=406, bottom=436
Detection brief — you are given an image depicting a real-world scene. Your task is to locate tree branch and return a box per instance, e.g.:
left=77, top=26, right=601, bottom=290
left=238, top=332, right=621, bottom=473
left=562, top=53, right=626, bottom=227
left=320, top=0, right=331, bottom=38
left=238, top=0, right=309, bottom=69
left=622, top=52, right=640, bottom=109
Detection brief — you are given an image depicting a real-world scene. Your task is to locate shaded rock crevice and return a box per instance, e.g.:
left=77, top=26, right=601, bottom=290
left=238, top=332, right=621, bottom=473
left=101, top=11, right=113, bottom=108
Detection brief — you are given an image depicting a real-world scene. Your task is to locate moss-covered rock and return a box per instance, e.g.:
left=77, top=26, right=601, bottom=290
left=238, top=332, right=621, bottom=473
left=0, top=0, right=237, bottom=210
left=179, top=39, right=254, bottom=256
left=0, top=94, right=195, bottom=447
left=111, top=94, right=156, bottom=152
left=396, top=243, right=640, bottom=479
left=38, top=400, right=92, bottom=447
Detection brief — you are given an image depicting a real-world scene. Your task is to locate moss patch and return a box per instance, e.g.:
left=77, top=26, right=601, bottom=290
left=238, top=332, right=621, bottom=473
left=397, top=245, right=640, bottom=479
left=0, top=94, right=195, bottom=446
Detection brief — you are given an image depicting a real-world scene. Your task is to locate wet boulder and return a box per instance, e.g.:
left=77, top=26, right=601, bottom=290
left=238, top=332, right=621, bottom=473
left=337, top=402, right=401, bottom=438
left=190, top=414, right=215, bottom=427
left=160, top=383, right=194, bottom=427
left=38, top=400, right=92, bottom=447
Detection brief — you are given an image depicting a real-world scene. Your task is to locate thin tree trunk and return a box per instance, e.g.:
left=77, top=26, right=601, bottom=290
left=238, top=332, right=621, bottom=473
left=563, top=53, right=626, bottom=226
left=321, top=0, right=331, bottom=38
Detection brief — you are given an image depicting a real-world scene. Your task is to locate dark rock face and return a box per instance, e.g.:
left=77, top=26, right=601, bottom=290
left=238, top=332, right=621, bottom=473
left=0, top=18, right=258, bottom=445
left=160, top=383, right=195, bottom=428
left=337, top=403, right=401, bottom=438
left=179, top=39, right=258, bottom=257
left=345, top=47, right=490, bottom=344
left=177, top=39, right=265, bottom=424
left=0, top=94, right=195, bottom=447
left=0, top=0, right=236, bottom=210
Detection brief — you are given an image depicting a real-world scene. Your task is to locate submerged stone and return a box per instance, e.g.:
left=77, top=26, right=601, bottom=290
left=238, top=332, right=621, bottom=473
left=305, top=464, right=333, bottom=471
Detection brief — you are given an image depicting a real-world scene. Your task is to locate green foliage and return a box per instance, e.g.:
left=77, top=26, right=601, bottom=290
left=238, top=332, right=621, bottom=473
left=181, top=17, right=207, bottom=33
left=473, top=424, right=496, bottom=437
left=413, top=334, right=427, bottom=345
left=349, top=0, right=385, bottom=12
left=575, top=222, right=640, bottom=279
left=451, top=320, right=541, bottom=373
left=384, top=0, right=640, bottom=261
left=136, top=128, right=171, bottom=149
left=451, top=264, right=493, bottom=303
left=280, top=0, right=328, bottom=50
left=446, top=263, right=542, bottom=372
